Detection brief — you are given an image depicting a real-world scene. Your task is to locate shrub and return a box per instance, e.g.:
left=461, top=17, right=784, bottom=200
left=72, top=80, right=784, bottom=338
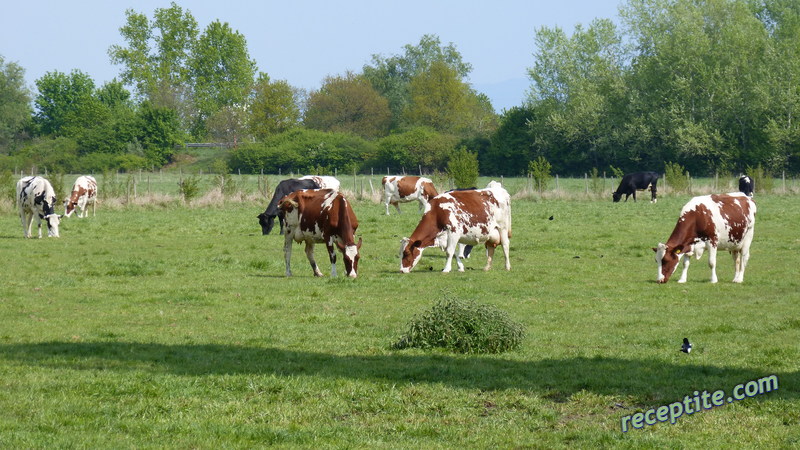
left=178, top=175, right=202, bottom=203
left=745, top=164, right=773, bottom=194
left=393, top=295, right=525, bottom=354
left=447, top=147, right=479, bottom=189
left=528, top=156, right=552, bottom=194
left=664, top=161, right=689, bottom=193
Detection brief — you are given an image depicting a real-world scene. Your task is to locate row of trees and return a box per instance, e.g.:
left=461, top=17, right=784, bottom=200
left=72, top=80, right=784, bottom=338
left=1, top=0, right=799, bottom=176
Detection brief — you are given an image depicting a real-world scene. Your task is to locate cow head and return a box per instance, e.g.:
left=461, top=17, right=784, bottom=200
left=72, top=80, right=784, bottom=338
left=64, top=197, right=77, bottom=218
left=336, top=237, right=362, bottom=278
left=653, top=243, right=686, bottom=283
left=257, top=212, right=276, bottom=235
left=44, top=213, right=62, bottom=237
left=399, top=237, right=425, bottom=273
left=612, top=191, right=623, bottom=202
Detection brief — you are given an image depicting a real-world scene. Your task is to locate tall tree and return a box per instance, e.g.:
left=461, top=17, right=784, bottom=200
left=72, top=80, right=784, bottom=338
left=0, top=55, right=32, bottom=150
left=34, top=70, right=96, bottom=136
left=108, top=2, right=198, bottom=108
left=304, top=72, right=391, bottom=139
left=528, top=19, right=628, bottom=172
left=248, top=73, right=302, bottom=140
left=190, top=20, right=257, bottom=137
left=363, top=34, right=473, bottom=128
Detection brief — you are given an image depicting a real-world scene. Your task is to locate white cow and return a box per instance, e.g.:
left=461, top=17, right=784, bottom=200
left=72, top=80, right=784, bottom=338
left=381, top=176, right=439, bottom=215
left=16, top=176, right=62, bottom=238
left=64, top=175, right=97, bottom=218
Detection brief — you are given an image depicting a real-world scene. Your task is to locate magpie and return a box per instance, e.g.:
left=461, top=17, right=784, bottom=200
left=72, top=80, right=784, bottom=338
left=680, top=337, right=692, bottom=353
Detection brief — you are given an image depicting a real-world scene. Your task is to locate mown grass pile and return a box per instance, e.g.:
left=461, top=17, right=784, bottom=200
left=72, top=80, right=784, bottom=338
left=393, top=293, right=525, bottom=353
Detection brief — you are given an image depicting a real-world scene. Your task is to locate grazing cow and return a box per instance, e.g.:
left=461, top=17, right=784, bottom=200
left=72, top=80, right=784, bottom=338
left=279, top=189, right=361, bottom=278
left=613, top=171, right=659, bottom=203
left=258, top=178, right=321, bottom=235
left=64, top=175, right=97, bottom=218
left=400, top=181, right=511, bottom=273
left=16, top=176, right=62, bottom=238
left=739, top=175, right=754, bottom=197
left=653, top=193, right=756, bottom=284
left=381, top=176, right=439, bottom=215
left=299, top=175, right=340, bottom=191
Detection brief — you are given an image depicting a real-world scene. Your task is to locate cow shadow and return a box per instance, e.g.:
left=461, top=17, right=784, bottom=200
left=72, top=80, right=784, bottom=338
left=0, top=341, right=795, bottom=405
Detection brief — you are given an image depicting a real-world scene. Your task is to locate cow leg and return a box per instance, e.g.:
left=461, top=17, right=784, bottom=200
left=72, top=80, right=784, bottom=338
left=92, top=199, right=96, bottom=217
left=736, top=246, right=751, bottom=283
left=394, top=202, right=402, bottom=214
left=677, top=254, right=691, bottom=283
left=306, top=241, right=324, bottom=277
left=650, top=185, right=657, bottom=203
left=326, top=243, right=337, bottom=278
left=36, top=214, right=43, bottom=238
left=730, top=250, right=742, bottom=283
left=19, top=207, right=28, bottom=238
left=707, top=246, right=719, bottom=283
left=484, top=244, right=495, bottom=271
left=283, top=234, right=294, bottom=276
left=443, top=235, right=460, bottom=273
left=632, top=191, right=637, bottom=202
left=500, top=229, right=511, bottom=271
left=384, top=197, right=391, bottom=215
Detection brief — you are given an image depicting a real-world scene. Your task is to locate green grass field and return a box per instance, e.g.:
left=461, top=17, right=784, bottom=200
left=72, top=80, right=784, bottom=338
left=0, top=180, right=798, bottom=447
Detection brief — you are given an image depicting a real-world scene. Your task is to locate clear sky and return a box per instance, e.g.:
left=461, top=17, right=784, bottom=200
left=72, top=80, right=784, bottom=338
left=0, top=0, right=622, bottom=112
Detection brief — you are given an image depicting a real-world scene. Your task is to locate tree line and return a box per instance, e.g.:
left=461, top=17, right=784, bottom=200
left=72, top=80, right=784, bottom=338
left=0, top=0, right=798, bottom=177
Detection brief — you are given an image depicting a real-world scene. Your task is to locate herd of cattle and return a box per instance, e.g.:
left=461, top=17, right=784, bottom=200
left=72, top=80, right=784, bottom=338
left=14, top=172, right=757, bottom=284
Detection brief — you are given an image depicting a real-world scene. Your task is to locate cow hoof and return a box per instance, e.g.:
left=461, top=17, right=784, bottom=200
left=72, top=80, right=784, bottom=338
left=677, top=279, right=687, bottom=284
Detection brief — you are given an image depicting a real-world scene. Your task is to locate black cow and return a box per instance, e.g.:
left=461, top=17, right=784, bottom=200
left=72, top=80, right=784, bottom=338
left=612, top=171, right=659, bottom=203
left=739, top=175, right=754, bottom=197
left=258, top=178, right=320, bottom=235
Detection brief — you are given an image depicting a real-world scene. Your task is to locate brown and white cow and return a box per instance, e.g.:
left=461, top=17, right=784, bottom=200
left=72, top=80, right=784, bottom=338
left=16, top=176, right=62, bottom=238
left=381, top=176, right=438, bottom=215
left=400, top=181, right=511, bottom=273
left=279, top=189, right=362, bottom=278
left=64, top=175, right=97, bottom=218
left=654, top=193, right=756, bottom=284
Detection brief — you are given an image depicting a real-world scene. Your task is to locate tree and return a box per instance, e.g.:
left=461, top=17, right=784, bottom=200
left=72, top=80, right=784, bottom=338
left=108, top=2, right=198, bottom=107
left=528, top=19, right=628, bottom=173
left=374, top=127, right=458, bottom=171
left=0, top=55, right=32, bottom=151
left=136, top=101, right=182, bottom=165
left=404, top=61, right=476, bottom=135
left=484, top=106, right=536, bottom=175
left=248, top=73, right=301, bottom=139
left=304, top=72, right=391, bottom=139
left=364, top=34, right=473, bottom=128
left=190, top=20, right=257, bottom=137
left=34, top=70, right=96, bottom=136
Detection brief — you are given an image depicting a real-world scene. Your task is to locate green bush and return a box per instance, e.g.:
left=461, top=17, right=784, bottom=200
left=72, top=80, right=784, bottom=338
left=447, top=147, right=479, bottom=189
left=178, top=175, right=201, bottom=203
left=393, top=295, right=525, bottom=354
left=745, top=164, right=773, bottom=194
left=665, top=161, right=689, bottom=193
left=528, top=156, right=552, bottom=194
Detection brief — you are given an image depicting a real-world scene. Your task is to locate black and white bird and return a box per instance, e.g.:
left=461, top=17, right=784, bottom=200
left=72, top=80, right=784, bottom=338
left=680, top=337, right=692, bottom=353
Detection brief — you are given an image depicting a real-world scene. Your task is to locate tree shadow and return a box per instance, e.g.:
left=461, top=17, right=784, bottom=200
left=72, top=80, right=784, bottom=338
left=1, top=341, right=795, bottom=405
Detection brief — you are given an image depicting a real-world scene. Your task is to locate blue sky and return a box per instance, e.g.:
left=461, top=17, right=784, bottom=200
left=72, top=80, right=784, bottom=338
left=1, top=0, right=622, bottom=112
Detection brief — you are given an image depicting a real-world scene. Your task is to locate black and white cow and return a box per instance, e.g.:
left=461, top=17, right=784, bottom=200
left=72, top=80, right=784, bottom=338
left=613, top=171, right=659, bottom=203
left=738, top=175, right=754, bottom=197
left=16, top=176, right=62, bottom=238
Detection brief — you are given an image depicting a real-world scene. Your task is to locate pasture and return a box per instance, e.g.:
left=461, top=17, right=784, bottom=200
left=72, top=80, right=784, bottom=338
left=0, top=176, right=798, bottom=447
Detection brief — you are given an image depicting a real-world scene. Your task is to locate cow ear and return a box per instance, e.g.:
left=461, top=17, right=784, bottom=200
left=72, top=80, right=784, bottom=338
left=357, top=237, right=362, bottom=249
left=651, top=247, right=658, bottom=253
